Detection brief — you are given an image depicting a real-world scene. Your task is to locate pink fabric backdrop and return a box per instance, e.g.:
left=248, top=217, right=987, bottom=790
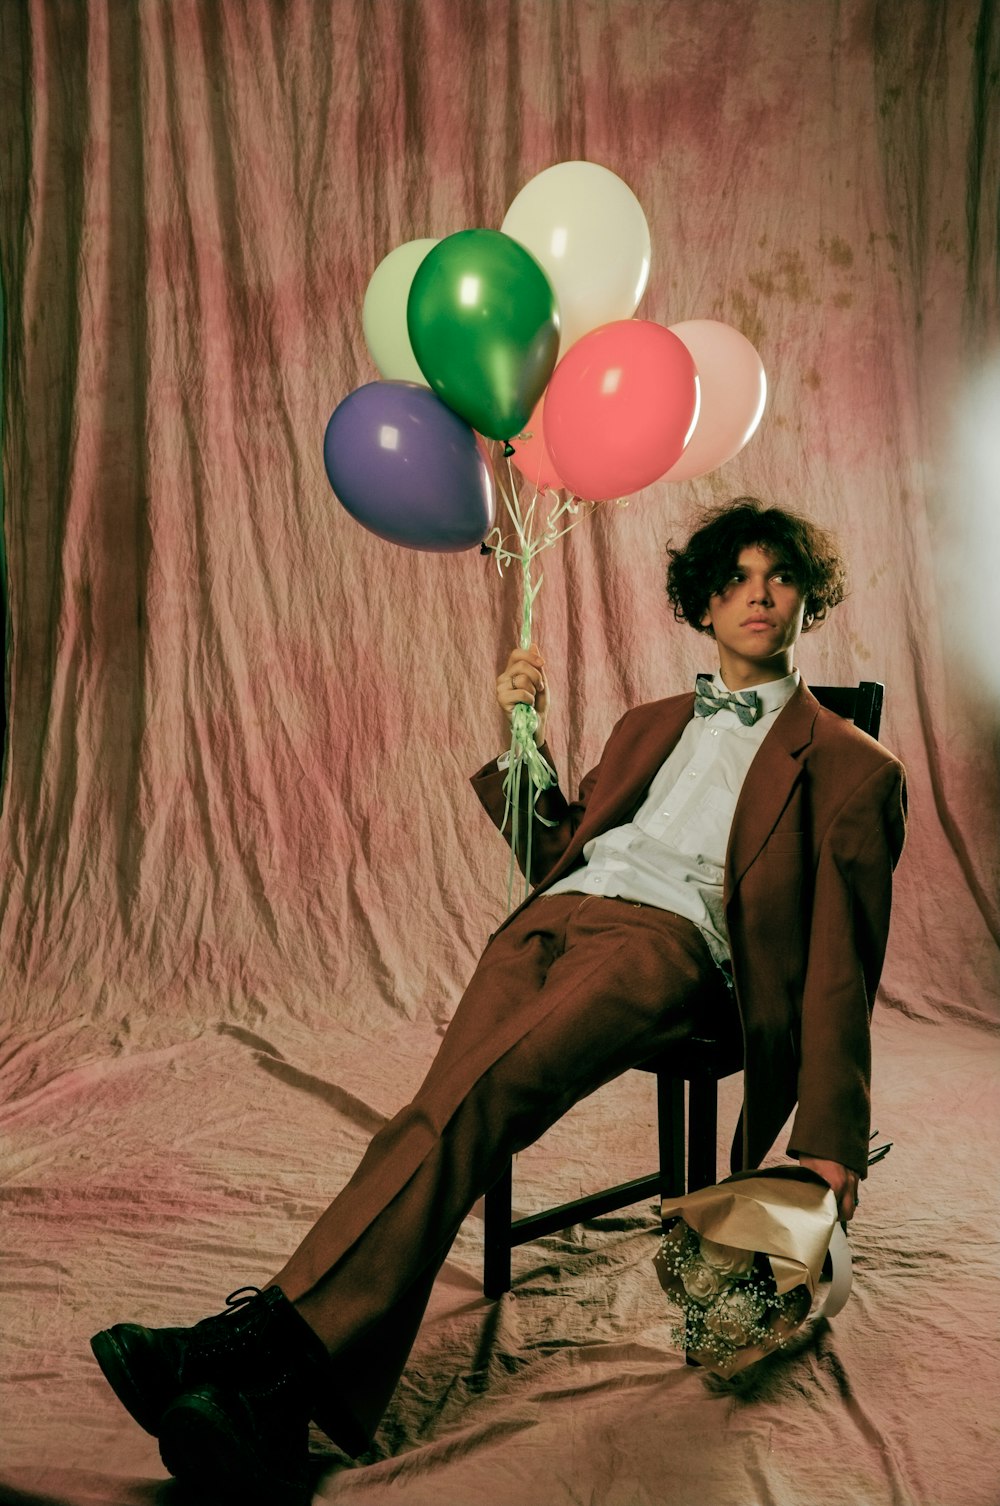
left=1, top=3, right=998, bottom=1503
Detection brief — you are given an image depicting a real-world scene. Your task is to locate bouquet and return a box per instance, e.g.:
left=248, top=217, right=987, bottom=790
left=653, top=1166, right=852, bottom=1378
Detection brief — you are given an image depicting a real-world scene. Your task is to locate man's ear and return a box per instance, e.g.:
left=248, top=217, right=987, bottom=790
left=700, top=608, right=713, bottom=631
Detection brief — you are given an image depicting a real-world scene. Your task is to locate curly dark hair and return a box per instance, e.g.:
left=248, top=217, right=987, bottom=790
left=665, top=498, right=848, bottom=635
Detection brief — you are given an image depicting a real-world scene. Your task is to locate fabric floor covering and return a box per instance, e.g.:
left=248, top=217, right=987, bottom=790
left=1, top=1003, right=998, bottom=1506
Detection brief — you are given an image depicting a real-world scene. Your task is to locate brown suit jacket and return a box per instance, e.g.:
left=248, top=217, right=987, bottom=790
left=471, top=680, right=907, bottom=1178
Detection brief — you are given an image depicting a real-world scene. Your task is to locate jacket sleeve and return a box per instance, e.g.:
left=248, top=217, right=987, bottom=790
left=469, top=726, right=619, bottom=881
left=786, top=758, right=908, bottom=1178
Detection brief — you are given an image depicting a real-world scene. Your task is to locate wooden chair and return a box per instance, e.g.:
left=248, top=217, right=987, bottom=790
left=483, top=680, right=885, bottom=1299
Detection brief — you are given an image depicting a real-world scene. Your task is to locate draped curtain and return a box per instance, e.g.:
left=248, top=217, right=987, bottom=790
left=1, top=0, right=997, bottom=1033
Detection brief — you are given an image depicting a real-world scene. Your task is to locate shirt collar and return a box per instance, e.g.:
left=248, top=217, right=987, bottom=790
left=711, top=668, right=800, bottom=719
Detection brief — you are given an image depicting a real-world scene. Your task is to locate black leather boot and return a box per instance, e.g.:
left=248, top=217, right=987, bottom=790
left=90, top=1286, right=367, bottom=1460
left=158, top=1379, right=316, bottom=1502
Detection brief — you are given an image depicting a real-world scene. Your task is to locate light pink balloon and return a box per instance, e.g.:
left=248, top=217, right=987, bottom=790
left=661, top=320, right=767, bottom=482
left=508, top=397, right=566, bottom=493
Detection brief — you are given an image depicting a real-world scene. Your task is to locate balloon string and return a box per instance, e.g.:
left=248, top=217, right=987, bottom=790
left=487, top=457, right=596, bottom=910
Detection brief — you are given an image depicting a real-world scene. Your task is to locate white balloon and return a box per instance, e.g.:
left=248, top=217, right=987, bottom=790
left=362, top=239, right=439, bottom=384
left=502, top=162, right=651, bottom=354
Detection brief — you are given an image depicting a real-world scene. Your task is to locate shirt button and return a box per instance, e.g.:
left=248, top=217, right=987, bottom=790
left=689, top=770, right=698, bottom=779
left=711, top=729, right=719, bottom=737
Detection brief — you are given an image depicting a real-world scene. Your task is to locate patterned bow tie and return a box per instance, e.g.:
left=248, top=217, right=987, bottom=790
left=694, top=677, right=761, bottom=726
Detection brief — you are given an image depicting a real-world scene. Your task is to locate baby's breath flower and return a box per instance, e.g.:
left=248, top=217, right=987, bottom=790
left=705, top=1288, right=766, bottom=1344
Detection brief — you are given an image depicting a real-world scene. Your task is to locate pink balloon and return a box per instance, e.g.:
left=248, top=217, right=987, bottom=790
left=661, top=320, right=767, bottom=482
left=545, top=321, right=699, bottom=501
left=508, top=397, right=566, bottom=493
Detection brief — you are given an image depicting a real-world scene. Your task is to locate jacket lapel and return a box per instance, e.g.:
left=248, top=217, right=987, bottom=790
left=584, top=694, right=697, bottom=832
left=725, top=681, right=820, bottom=898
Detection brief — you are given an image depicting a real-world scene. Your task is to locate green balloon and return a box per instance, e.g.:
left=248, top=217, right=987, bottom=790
left=407, top=229, right=560, bottom=441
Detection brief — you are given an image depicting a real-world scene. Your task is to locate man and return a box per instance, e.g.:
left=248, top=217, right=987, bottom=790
left=91, top=499, right=906, bottom=1501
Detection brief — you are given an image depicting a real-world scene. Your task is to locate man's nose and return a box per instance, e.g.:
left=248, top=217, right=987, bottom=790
left=747, top=577, right=773, bottom=604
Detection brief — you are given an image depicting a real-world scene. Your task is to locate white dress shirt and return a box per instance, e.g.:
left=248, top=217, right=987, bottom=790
left=541, top=671, right=800, bottom=963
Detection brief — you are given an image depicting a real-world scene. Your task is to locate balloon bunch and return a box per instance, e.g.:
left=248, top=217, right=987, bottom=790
left=323, top=161, right=768, bottom=901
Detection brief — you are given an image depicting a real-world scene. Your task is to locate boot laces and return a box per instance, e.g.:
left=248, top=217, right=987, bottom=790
left=224, top=1286, right=264, bottom=1311
left=220, top=1286, right=273, bottom=1336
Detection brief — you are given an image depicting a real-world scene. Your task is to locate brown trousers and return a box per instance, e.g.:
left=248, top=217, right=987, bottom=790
left=270, top=894, right=732, bottom=1447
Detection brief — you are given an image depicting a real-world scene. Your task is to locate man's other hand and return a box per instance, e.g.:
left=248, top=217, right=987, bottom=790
left=798, top=1155, right=859, bottom=1223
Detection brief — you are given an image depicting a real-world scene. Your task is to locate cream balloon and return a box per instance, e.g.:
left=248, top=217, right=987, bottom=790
left=501, top=162, right=651, bottom=354
left=661, top=320, right=767, bottom=481
left=362, top=238, right=439, bottom=384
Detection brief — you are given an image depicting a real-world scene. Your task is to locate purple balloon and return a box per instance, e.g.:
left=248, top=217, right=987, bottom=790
left=323, top=381, right=496, bottom=552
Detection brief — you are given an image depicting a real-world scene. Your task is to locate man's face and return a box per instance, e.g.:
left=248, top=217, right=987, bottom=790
left=699, top=544, right=807, bottom=686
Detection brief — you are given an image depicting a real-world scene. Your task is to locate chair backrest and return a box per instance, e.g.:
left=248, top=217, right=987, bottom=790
left=809, top=681, right=884, bottom=740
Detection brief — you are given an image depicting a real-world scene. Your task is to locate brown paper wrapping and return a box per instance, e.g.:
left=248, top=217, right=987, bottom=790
left=654, top=1167, right=841, bottom=1377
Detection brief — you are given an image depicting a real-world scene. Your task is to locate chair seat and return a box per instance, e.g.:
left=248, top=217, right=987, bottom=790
left=638, top=1031, right=744, bottom=1080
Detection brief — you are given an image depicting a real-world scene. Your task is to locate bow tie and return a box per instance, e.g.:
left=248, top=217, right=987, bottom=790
left=694, top=677, right=761, bottom=726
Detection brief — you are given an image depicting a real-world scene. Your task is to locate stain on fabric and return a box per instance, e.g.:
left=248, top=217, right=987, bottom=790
left=822, top=236, right=855, bottom=267
left=748, top=250, right=815, bottom=304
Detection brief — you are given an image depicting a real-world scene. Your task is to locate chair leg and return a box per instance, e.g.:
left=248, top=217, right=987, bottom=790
left=687, top=1076, right=718, bottom=1191
left=657, top=1072, right=685, bottom=1200
left=483, top=1161, right=513, bottom=1299
left=670, top=1072, right=717, bottom=1367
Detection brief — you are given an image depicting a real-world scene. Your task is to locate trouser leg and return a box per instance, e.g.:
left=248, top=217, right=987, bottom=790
left=271, top=897, right=729, bottom=1444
